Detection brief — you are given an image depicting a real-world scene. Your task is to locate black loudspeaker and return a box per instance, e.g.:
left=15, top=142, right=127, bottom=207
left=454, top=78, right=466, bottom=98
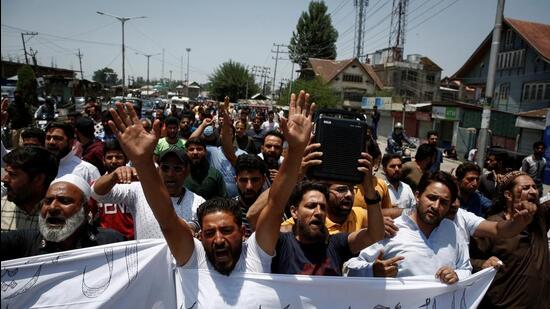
left=307, top=112, right=367, bottom=184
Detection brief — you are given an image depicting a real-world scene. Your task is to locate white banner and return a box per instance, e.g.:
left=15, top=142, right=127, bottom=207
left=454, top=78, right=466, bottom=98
left=176, top=268, right=496, bottom=309
left=2, top=241, right=496, bottom=309
left=1, top=239, right=175, bottom=309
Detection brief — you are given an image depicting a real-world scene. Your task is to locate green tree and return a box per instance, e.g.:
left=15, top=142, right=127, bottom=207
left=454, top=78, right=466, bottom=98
left=16, top=64, right=38, bottom=107
left=208, top=60, right=260, bottom=101
left=278, top=77, right=339, bottom=109
left=92, top=67, right=118, bottom=86
left=289, top=1, right=338, bottom=73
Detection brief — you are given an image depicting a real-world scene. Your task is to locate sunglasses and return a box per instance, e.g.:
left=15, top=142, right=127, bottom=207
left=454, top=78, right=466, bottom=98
left=160, top=164, right=186, bottom=173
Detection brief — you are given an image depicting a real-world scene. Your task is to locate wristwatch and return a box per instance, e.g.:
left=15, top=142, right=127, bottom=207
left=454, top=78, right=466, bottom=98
left=364, top=192, right=381, bottom=205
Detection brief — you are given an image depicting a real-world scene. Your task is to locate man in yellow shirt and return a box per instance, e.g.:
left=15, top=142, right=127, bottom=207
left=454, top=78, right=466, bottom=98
left=281, top=182, right=368, bottom=234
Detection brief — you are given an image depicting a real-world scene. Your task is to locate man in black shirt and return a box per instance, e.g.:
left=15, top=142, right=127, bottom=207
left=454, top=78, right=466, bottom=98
left=1, top=174, right=124, bottom=261
left=271, top=152, right=385, bottom=276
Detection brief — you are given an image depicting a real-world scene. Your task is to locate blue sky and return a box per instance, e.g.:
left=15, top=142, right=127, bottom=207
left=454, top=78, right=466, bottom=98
left=1, top=0, right=549, bottom=87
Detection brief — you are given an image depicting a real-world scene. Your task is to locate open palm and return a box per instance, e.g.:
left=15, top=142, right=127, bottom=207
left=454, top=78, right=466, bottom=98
left=281, top=91, right=315, bottom=151
left=108, top=102, right=160, bottom=163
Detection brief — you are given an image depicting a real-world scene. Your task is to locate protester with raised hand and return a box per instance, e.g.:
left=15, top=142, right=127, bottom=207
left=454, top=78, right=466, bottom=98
left=107, top=90, right=315, bottom=275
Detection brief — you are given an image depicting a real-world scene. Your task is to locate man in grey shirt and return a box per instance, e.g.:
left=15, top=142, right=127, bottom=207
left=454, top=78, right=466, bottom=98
left=521, top=141, right=546, bottom=195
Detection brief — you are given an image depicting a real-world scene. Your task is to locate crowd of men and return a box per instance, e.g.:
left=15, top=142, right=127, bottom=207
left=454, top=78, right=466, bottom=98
left=1, top=91, right=548, bottom=308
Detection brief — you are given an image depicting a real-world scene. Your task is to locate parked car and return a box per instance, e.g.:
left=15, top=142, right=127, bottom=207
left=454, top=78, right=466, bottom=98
left=108, top=97, right=143, bottom=118
left=141, top=99, right=155, bottom=119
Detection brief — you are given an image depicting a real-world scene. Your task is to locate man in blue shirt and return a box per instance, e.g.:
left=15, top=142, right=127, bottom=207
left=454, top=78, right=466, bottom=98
left=426, top=130, right=443, bottom=174
left=456, top=162, right=492, bottom=217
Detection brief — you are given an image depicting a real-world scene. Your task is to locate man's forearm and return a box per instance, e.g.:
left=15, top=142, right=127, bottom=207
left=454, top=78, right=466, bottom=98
left=92, top=172, right=118, bottom=196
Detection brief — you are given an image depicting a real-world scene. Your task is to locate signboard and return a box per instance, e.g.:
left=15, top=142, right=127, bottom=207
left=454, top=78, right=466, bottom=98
left=361, top=97, right=392, bottom=110
left=432, top=106, right=462, bottom=121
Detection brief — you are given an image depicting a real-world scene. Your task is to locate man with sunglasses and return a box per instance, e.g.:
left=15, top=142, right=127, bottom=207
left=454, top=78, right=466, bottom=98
left=280, top=182, right=368, bottom=235
left=91, top=146, right=205, bottom=238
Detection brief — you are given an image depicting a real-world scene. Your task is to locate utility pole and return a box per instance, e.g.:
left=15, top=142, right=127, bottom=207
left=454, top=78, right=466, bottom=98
left=136, top=52, right=160, bottom=86
left=20, top=32, right=38, bottom=65
left=271, top=44, right=288, bottom=99
left=476, top=0, right=505, bottom=168
left=354, top=0, right=368, bottom=60
left=97, top=11, right=146, bottom=91
left=29, top=48, right=38, bottom=67
left=186, top=48, right=191, bottom=97
left=162, top=48, right=165, bottom=83
left=77, top=49, right=84, bottom=80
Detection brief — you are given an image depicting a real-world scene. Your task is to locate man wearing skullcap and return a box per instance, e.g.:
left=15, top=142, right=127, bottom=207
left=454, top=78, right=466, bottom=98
left=1, top=174, right=125, bottom=261
left=469, top=171, right=550, bottom=308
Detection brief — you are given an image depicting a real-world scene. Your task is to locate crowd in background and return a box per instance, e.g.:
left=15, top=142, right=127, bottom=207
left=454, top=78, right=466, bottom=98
left=1, top=91, right=548, bottom=309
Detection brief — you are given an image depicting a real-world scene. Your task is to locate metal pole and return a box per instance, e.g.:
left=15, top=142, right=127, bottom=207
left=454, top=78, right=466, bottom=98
left=186, top=48, right=191, bottom=97
left=146, top=55, right=150, bottom=86
left=21, top=33, right=29, bottom=64
left=476, top=0, right=505, bottom=168
left=121, top=20, right=126, bottom=90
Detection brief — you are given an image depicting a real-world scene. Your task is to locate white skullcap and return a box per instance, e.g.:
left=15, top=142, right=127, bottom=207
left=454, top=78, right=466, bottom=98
left=50, top=174, right=91, bottom=200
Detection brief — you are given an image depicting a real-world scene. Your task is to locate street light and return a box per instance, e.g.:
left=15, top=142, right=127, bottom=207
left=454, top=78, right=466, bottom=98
left=96, top=11, right=146, bottom=91
left=186, top=48, right=191, bottom=97
left=136, top=52, right=160, bottom=87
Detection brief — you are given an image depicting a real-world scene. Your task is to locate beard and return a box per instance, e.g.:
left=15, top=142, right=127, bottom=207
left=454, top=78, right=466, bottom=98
left=417, top=206, right=444, bottom=226
left=295, top=217, right=327, bottom=243
left=39, top=207, right=86, bottom=242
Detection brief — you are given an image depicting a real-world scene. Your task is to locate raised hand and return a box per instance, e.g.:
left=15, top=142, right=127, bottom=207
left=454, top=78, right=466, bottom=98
left=372, top=250, right=404, bottom=277
left=358, top=152, right=377, bottom=199
left=112, top=166, right=139, bottom=184
left=108, top=102, right=161, bottom=164
left=280, top=90, right=315, bottom=152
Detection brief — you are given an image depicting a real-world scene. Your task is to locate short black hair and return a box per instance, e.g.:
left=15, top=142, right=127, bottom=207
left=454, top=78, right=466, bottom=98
left=3, top=146, right=59, bottom=190
left=417, top=171, right=458, bottom=203
left=185, top=136, right=205, bottom=149
left=381, top=153, right=402, bottom=168
left=366, top=136, right=382, bottom=160
left=415, top=144, right=436, bottom=162
left=197, top=197, right=242, bottom=228
left=235, top=154, right=268, bottom=175
left=21, top=127, right=46, bottom=145
left=45, top=121, right=75, bottom=139
left=288, top=180, right=330, bottom=209
left=263, top=130, right=285, bottom=145
left=103, top=139, right=126, bottom=157
left=181, top=111, right=195, bottom=121
left=75, top=116, right=95, bottom=139
left=455, top=162, right=481, bottom=180
left=533, top=141, right=544, bottom=149
left=426, top=130, right=438, bottom=139
left=165, top=116, right=179, bottom=127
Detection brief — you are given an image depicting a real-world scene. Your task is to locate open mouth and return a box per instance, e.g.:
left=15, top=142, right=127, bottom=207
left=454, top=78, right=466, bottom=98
left=309, top=218, right=324, bottom=228
left=46, top=216, right=66, bottom=227
left=214, top=249, right=231, bottom=262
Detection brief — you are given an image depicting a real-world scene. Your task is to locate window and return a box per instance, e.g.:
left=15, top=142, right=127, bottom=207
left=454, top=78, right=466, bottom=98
left=498, top=83, right=510, bottom=104
left=426, top=74, right=435, bottom=84
left=407, top=70, right=417, bottom=82
left=343, top=91, right=364, bottom=102
left=504, top=29, right=514, bottom=48
left=342, top=74, right=363, bottom=83
left=522, top=82, right=550, bottom=102
left=497, top=49, right=525, bottom=69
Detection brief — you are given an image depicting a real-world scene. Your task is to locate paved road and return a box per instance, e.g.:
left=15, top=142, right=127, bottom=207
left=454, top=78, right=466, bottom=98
left=374, top=136, right=550, bottom=197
